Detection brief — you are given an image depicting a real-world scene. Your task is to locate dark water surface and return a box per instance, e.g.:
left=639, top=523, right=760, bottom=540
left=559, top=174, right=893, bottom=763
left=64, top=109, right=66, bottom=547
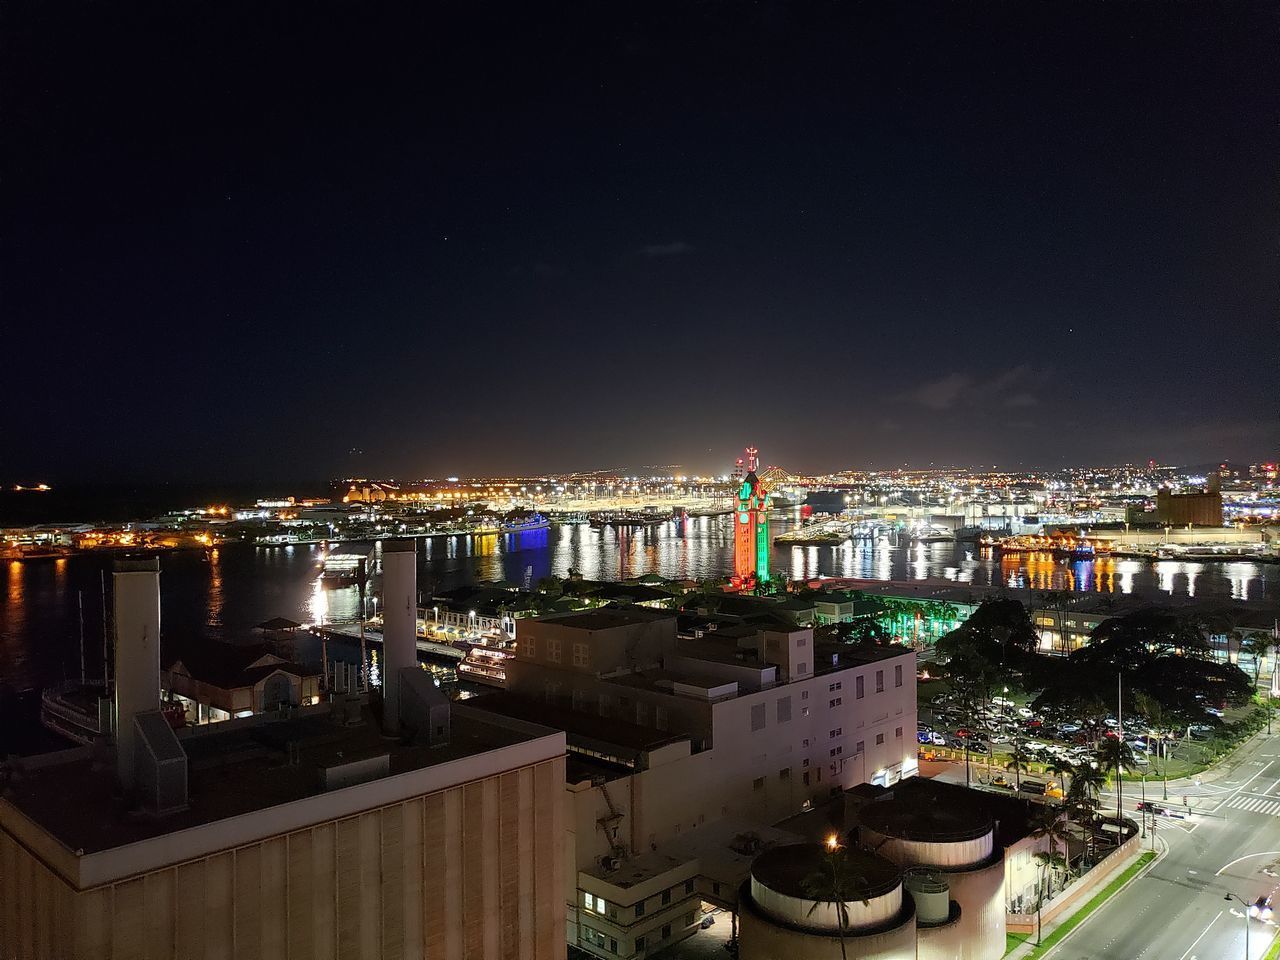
left=4, top=516, right=1274, bottom=699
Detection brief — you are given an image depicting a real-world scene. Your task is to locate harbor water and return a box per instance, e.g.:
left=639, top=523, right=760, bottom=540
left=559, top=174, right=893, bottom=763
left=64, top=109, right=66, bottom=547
left=2, top=515, right=1274, bottom=750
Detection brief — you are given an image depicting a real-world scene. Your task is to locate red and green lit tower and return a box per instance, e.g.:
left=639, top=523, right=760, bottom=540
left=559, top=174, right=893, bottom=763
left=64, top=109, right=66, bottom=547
left=732, top=446, right=769, bottom=590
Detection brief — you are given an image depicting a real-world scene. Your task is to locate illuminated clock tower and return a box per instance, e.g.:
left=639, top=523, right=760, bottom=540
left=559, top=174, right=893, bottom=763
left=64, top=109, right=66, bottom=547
left=732, top=446, right=769, bottom=590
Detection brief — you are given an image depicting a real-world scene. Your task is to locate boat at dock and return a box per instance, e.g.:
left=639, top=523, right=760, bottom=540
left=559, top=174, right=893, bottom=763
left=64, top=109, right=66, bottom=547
left=500, top=514, right=550, bottom=534
left=457, top=644, right=513, bottom=688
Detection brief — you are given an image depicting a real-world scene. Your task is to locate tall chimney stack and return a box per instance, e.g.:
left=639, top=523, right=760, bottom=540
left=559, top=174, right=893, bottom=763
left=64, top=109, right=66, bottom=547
left=112, top=557, right=161, bottom=788
left=381, top=540, right=418, bottom=733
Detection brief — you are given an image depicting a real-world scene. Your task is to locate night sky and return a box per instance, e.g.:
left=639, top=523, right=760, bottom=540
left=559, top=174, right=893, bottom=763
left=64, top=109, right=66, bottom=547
left=5, top=2, right=1278, bottom=482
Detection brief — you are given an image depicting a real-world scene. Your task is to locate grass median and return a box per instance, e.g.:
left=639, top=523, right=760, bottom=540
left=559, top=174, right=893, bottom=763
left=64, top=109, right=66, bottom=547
left=1021, top=851, right=1156, bottom=959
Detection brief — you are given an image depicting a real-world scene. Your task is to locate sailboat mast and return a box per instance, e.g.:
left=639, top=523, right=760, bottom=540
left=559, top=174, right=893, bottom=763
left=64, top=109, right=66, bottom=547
left=78, top=590, right=86, bottom=682
left=100, top=569, right=110, bottom=684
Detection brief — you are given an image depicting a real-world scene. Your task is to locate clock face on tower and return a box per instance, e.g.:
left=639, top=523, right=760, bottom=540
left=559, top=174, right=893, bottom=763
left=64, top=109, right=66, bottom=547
left=739, top=480, right=752, bottom=501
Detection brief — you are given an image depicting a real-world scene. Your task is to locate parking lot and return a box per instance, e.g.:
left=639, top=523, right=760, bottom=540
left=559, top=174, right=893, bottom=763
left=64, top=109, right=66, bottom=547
left=915, top=681, right=1229, bottom=787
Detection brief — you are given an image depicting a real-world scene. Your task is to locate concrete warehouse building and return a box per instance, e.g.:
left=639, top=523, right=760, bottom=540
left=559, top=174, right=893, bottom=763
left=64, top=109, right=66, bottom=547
left=0, top=550, right=568, bottom=960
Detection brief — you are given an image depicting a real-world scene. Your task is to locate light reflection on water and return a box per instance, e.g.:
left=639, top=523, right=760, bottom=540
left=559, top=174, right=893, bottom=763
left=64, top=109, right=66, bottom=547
left=0, top=517, right=1274, bottom=699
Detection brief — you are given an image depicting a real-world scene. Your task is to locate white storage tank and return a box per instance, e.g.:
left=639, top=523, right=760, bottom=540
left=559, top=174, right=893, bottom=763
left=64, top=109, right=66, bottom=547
left=739, top=843, right=917, bottom=960
left=904, top=869, right=951, bottom=924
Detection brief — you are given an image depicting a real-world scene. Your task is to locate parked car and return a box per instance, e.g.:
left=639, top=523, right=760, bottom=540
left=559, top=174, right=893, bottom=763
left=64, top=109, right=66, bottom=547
left=929, top=732, right=947, bottom=746
left=1059, top=723, right=1082, bottom=735
left=990, top=774, right=1013, bottom=789
left=1017, top=707, right=1035, bottom=719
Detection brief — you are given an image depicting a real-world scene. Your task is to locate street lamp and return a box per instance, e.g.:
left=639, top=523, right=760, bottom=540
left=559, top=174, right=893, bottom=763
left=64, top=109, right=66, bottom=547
left=1223, top=893, right=1269, bottom=958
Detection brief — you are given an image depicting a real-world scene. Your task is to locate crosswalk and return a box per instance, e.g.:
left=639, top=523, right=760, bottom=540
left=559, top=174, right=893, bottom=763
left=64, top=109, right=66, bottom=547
left=1227, top=795, right=1280, bottom=816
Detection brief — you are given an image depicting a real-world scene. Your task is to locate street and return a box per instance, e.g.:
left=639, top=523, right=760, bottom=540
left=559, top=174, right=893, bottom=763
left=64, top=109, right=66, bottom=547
left=1043, top=729, right=1280, bottom=959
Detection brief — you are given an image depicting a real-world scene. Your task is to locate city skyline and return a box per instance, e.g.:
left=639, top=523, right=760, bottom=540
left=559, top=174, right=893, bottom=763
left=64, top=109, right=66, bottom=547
left=4, top=3, right=1277, bottom=482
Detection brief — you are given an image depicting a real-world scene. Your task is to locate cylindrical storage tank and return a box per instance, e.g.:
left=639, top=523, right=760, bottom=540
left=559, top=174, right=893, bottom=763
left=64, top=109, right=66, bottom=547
left=940, top=857, right=1005, bottom=960
left=858, top=801, right=1004, bottom=960
left=858, top=801, right=994, bottom=870
left=903, top=869, right=950, bottom=924
left=739, top=844, right=916, bottom=960
left=380, top=539, right=418, bottom=733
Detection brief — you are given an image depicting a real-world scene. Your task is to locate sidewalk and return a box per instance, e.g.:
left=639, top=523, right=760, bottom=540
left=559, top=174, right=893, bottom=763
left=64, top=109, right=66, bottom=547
left=1005, top=838, right=1163, bottom=960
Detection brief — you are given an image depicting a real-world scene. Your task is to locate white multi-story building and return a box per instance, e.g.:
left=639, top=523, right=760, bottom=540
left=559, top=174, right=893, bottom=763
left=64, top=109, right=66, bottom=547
left=474, top=607, right=918, bottom=959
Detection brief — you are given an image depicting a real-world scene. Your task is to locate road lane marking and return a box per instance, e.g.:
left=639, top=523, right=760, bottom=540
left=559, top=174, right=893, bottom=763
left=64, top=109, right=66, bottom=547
left=1176, top=910, right=1223, bottom=960
left=1216, top=852, right=1280, bottom=876
left=1227, top=797, right=1280, bottom=816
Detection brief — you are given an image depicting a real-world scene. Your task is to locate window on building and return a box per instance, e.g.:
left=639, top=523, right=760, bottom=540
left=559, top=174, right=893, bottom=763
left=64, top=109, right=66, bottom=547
left=687, top=912, right=697, bottom=926
left=661, top=889, right=672, bottom=906
left=797, top=661, right=807, bottom=675
left=573, top=643, right=588, bottom=667
left=753, top=776, right=765, bottom=790
left=797, top=635, right=807, bottom=647
left=829, top=746, right=843, bottom=757
left=894, top=664, right=903, bottom=687
left=856, top=740, right=864, bottom=754
left=779, top=767, right=790, bottom=780
left=662, top=924, right=672, bottom=941
left=855, top=676, right=864, bottom=699
left=829, top=681, right=842, bottom=692
left=875, top=670, right=884, bottom=693
left=803, top=771, right=810, bottom=786
left=525, top=638, right=536, bottom=657
left=801, top=690, right=809, bottom=700
left=750, top=703, right=766, bottom=732
left=777, top=696, right=791, bottom=723
left=636, top=901, right=645, bottom=918
left=802, top=706, right=810, bottom=717
left=895, top=726, right=903, bottom=738
left=876, top=733, right=885, bottom=745
left=584, top=892, right=595, bottom=911
left=685, top=879, right=695, bottom=894
left=547, top=638, right=561, bottom=663
left=829, top=727, right=842, bottom=738
left=802, top=758, right=809, bottom=768
left=829, top=697, right=842, bottom=708
left=712, top=883, right=720, bottom=896
left=636, top=936, right=646, bottom=951
left=610, top=938, right=618, bottom=954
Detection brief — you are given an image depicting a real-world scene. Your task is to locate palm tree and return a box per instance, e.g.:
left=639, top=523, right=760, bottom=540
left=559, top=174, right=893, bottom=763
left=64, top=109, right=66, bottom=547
left=1038, top=589, right=1074, bottom=654
left=1032, top=850, right=1068, bottom=945
left=801, top=843, right=869, bottom=960
left=1065, top=764, right=1104, bottom=867
left=1097, top=737, right=1136, bottom=821
left=1047, top=757, right=1074, bottom=802
left=1006, top=741, right=1032, bottom=791
left=1239, top=632, right=1273, bottom=686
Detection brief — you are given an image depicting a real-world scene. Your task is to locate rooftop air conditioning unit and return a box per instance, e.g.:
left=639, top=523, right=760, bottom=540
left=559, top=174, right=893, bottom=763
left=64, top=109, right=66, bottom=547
left=601, top=856, right=620, bottom=871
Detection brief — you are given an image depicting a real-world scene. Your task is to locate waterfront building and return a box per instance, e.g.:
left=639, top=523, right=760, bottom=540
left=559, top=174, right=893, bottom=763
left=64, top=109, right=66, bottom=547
left=472, top=605, right=918, bottom=958
left=0, top=556, right=568, bottom=959
left=1156, top=477, right=1224, bottom=527
left=164, top=640, right=321, bottom=723
left=732, top=447, right=770, bottom=590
